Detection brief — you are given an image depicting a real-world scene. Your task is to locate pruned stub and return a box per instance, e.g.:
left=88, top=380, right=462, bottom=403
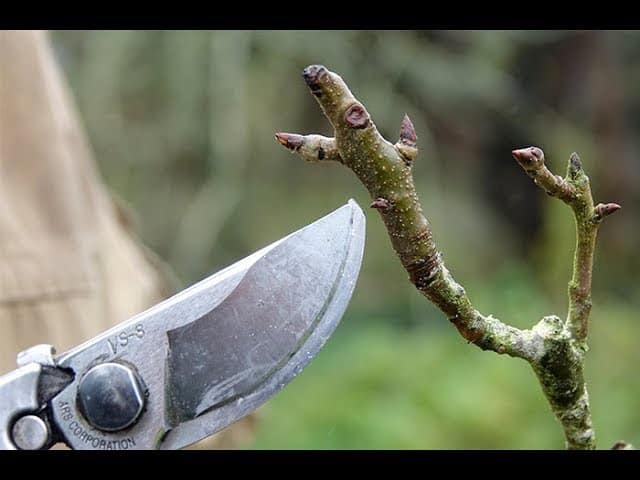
left=302, top=65, right=327, bottom=97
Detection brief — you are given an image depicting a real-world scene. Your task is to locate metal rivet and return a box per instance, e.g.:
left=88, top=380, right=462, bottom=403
left=77, top=363, right=145, bottom=432
left=12, top=415, right=49, bottom=450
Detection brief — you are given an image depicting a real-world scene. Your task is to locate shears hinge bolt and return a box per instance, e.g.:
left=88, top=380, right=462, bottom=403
left=77, top=363, right=146, bottom=432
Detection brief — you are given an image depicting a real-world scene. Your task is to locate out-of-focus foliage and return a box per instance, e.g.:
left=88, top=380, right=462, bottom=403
left=50, top=30, right=640, bottom=449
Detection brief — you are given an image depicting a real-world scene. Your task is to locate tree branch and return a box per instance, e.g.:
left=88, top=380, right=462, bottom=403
left=278, top=65, right=531, bottom=359
left=276, top=65, right=620, bottom=449
left=275, top=133, right=342, bottom=163
left=512, top=147, right=620, bottom=341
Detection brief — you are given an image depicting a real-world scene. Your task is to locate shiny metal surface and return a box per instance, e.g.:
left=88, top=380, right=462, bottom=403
left=77, top=363, right=146, bottom=432
left=11, top=415, right=49, bottom=450
left=0, top=363, right=42, bottom=450
left=16, top=345, right=56, bottom=368
left=47, top=200, right=365, bottom=449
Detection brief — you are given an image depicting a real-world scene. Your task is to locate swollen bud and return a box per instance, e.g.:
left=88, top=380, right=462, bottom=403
left=594, top=202, right=622, bottom=220
left=511, top=146, right=544, bottom=169
left=275, top=132, right=305, bottom=151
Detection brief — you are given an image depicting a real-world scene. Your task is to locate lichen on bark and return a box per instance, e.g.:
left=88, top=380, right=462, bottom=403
left=276, top=65, right=622, bottom=449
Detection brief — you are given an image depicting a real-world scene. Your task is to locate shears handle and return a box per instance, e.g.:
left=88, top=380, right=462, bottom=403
left=0, top=362, right=44, bottom=449
left=0, top=344, right=73, bottom=450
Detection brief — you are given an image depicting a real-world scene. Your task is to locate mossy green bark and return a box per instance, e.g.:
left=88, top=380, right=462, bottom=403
left=277, top=65, right=621, bottom=450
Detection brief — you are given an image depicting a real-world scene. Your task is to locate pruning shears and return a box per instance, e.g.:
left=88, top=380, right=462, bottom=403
left=0, top=201, right=365, bottom=450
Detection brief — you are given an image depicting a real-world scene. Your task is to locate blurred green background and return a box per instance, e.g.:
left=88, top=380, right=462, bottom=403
left=50, top=30, right=639, bottom=449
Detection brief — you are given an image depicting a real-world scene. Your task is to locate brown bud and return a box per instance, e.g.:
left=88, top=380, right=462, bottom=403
left=275, top=132, right=304, bottom=151
left=370, top=198, right=391, bottom=210
left=594, top=202, right=622, bottom=219
left=344, top=104, right=370, bottom=129
left=511, top=146, right=544, bottom=169
left=399, top=114, right=417, bottom=147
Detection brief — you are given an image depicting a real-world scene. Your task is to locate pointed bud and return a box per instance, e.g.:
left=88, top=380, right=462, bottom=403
left=511, top=146, right=544, bottom=169
left=275, top=132, right=305, bottom=151
left=395, top=114, right=418, bottom=164
left=568, top=152, right=583, bottom=179
left=399, top=114, right=417, bottom=147
left=594, top=202, right=622, bottom=219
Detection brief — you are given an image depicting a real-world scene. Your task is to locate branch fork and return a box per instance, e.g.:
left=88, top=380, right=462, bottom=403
left=276, top=65, right=622, bottom=449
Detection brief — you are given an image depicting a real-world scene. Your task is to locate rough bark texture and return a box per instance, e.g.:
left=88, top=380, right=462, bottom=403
left=276, top=65, right=622, bottom=449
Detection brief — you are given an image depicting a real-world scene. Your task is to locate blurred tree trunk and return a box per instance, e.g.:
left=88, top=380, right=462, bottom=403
left=0, top=30, right=256, bottom=449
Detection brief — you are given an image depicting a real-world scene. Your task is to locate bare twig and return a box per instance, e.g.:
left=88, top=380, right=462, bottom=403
left=276, top=65, right=621, bottom=449
left=512, top=147, right=620, bottom=342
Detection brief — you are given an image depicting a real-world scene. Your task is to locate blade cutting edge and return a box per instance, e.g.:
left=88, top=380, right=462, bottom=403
left=159, top=199, right=365, bottom=449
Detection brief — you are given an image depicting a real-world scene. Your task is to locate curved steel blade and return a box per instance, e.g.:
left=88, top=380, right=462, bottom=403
left=50, top=200, right=365, bottom=449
